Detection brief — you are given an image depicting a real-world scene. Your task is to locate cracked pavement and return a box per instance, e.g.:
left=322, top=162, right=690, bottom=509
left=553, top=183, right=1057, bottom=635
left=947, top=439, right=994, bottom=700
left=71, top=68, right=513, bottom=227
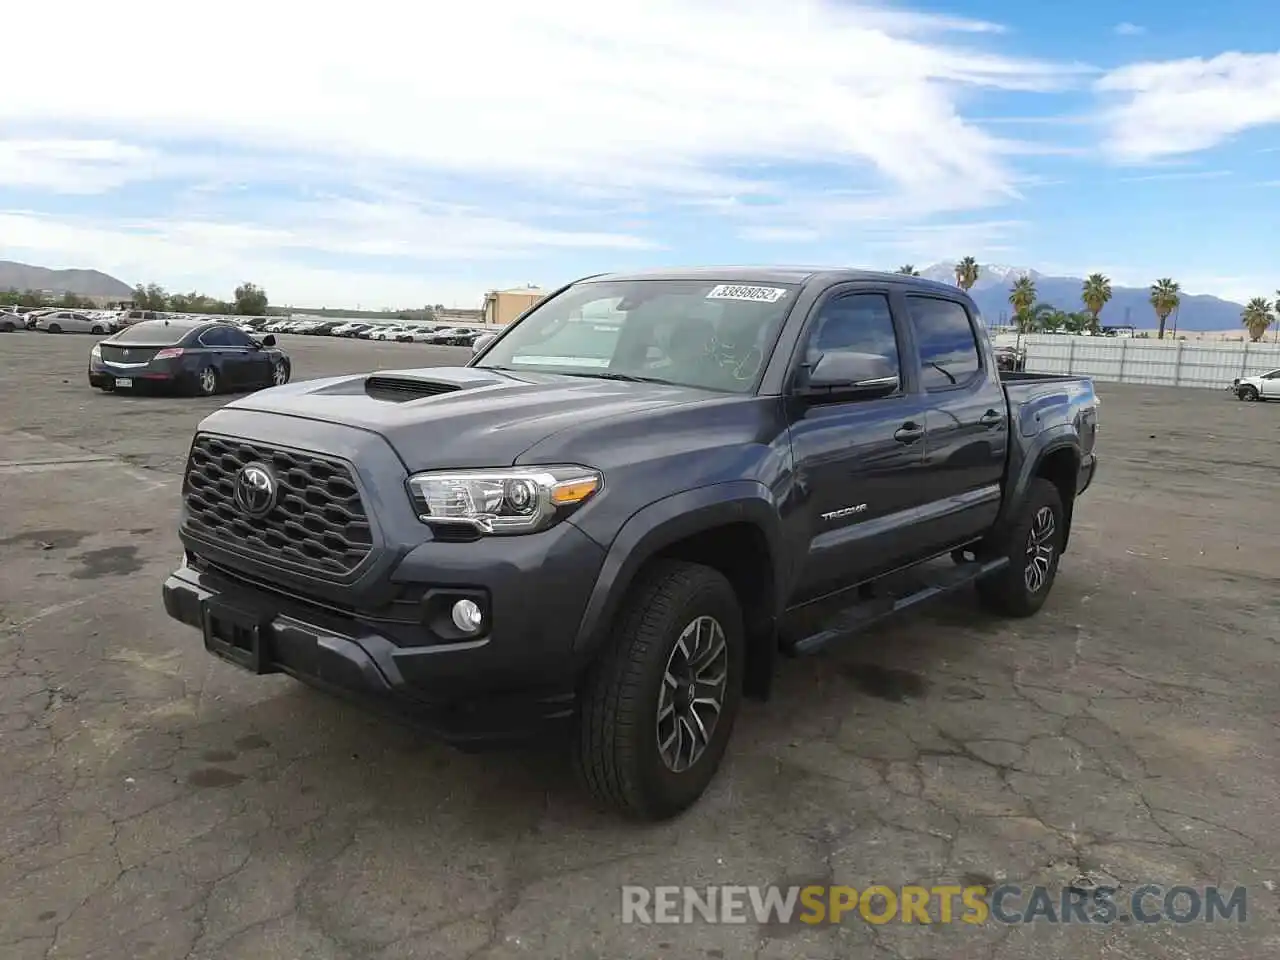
left=2, top=332, right=1278, bottom=959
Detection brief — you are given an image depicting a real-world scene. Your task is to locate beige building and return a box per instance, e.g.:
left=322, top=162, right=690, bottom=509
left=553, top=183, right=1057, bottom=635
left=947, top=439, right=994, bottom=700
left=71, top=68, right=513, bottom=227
left=483, top=287, right=546, bottom=326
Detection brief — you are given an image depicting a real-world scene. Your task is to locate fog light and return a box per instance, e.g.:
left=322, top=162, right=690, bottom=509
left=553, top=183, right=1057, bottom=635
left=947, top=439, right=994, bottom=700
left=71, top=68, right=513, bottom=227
left=451, top=598, right=484, bottom=633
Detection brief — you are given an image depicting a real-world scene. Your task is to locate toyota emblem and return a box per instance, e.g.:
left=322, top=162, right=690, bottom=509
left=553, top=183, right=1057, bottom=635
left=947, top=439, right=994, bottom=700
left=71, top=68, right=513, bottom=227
left=234, top=462, right=278, bottom=518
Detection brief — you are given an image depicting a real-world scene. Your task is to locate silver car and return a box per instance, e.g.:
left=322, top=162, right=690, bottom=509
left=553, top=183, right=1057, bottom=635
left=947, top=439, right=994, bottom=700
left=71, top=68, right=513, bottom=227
left=0, top=309, right=23, bottom=332
left=32, top=310, right=114, bottom=335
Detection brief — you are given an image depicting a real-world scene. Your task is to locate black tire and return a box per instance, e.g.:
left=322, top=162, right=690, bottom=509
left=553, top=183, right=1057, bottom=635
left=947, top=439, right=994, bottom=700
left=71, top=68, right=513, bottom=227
left=91, top=325, right=104, bottom=334
left=270, top=359, right=290, bottom=387
left=975, top=478, right=1064, bottom=618
left=194, top=366, right=219, bottom=397
left=573, top=560, right=744, bottom=820
left=47, top=323, right=62, bottom=334
left=1239, top=385, right=1259, bottom=401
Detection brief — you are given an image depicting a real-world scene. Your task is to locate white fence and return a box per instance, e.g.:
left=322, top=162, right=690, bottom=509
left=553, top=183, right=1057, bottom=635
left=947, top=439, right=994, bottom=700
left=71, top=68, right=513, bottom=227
left=1022, top=335, right=1280, bottom=389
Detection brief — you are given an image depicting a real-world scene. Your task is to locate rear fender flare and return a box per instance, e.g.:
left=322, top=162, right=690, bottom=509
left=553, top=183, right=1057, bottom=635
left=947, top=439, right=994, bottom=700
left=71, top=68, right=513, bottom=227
left=993, top=430, right=1081, bottom=549
left=571, top=481, right=784, bottom=657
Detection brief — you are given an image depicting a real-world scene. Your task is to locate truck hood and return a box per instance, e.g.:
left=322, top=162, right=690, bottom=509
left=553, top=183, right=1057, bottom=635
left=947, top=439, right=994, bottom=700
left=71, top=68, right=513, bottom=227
left=213, top=365, right=715, bottom=472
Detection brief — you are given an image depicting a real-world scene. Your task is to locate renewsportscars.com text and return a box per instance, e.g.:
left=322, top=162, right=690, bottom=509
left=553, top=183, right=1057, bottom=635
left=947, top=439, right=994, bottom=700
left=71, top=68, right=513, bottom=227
left=621, top=884, right=1248, bottom=926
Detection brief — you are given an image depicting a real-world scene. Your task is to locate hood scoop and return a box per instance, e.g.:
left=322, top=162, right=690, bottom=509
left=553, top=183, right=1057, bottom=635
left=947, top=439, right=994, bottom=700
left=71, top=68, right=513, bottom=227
left=364, top=375, right=463, bottom=402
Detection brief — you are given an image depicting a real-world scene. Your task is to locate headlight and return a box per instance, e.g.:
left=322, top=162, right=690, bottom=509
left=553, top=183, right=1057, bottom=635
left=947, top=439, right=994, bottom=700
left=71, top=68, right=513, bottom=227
left=90, top=344, right=101, bottom=359
left=407, top=465, right=602, bottom=535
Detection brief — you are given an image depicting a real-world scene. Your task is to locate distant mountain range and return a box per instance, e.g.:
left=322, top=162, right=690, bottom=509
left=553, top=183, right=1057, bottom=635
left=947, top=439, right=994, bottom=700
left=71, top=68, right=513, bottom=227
left=0, top=260, right=133, bottom=298
left=918, top=262, right=1247, bottom=332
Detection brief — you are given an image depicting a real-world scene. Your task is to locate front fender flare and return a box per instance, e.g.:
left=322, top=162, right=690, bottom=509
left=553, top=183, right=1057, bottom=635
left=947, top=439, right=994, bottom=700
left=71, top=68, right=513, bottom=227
left=570, top=481, right=784, bottom=656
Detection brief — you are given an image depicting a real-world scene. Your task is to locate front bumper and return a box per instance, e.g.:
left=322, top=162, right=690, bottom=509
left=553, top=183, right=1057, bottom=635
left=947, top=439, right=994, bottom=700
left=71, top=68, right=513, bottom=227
left=164, top=519, right=606, bottom=743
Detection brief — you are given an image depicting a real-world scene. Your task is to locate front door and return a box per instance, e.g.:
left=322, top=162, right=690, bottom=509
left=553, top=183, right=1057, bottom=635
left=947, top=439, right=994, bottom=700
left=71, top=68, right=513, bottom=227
left=787, top=289, right=932, bottom=604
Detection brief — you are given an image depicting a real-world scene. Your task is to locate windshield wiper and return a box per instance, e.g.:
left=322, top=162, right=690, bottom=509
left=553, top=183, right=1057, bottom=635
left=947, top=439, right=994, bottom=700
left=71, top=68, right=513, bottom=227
left=555, top=371, right=673, bottom=385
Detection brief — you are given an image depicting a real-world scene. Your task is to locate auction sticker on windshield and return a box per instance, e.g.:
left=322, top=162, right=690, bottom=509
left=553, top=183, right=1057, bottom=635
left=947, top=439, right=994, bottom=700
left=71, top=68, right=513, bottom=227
left=706, top=284, right=789, bottom=303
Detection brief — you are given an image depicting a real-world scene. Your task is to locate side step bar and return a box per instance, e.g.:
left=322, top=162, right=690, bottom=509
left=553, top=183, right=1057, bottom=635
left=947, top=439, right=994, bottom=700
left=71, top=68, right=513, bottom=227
left=784, top=557, right=1009, bottom=657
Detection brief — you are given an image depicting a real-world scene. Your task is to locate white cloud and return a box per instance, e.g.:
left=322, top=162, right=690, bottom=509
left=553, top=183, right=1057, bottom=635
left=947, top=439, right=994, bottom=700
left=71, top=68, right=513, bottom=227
left=0, top=207, right=650, bottom=306
left=5, top=0, right=1081, bottom=206
left=1095, top=51, right=1280, bottom=161
left=0, top=0, right=1105, bottom=303
left=1113, top=22, right=1145, bottom=36
left=0, top=140, right=158, bottom=193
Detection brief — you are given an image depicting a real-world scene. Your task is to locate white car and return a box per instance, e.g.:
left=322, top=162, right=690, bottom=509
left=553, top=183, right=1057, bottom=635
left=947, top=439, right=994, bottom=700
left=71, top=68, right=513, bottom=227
left=1233, top=369, right=1280, bottom=401
left=0, top=308, right=23, bottom=332
left=33, top=310, right=114, bottom=335
left=370, top=326, right=410, bottom=341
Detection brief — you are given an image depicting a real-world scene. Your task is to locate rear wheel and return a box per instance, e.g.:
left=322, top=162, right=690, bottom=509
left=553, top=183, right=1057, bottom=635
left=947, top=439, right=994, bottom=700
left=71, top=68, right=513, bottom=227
left=573, top=560, right=744, bottom=821
left=0, top=321, right=13, bottom=332
left=195, top=366, right=219, bottom=397
left=90, top=325, right=104, bottom=334
left=976, top=478, right=1064, bottom=618
left=47, top=323, right=62, bottom=334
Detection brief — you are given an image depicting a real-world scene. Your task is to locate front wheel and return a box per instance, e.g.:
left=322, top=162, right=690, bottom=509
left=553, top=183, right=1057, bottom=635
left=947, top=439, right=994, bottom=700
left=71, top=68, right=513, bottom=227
left=47, top=323, right=62, bottom=334
left=975, top=478, right=1064, bottom=618
left=195, top=366, right=219, bottom=397
left=91, top=325, right=104, bottom=334
left=573, top=560, right=744, bottom=820
left=1239, top=385, right=1259, bottom=401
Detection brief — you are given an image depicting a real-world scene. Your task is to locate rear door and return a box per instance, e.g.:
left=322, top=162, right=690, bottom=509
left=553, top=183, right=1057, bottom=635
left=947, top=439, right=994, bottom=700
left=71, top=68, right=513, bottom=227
left=786, top=286, right=933, bottom=601
left=899, top=292, right=1008, bottom=554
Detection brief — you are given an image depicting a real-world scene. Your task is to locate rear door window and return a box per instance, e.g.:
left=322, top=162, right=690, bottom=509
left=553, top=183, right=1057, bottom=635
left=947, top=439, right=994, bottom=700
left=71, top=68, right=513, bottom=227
left=905, top=296, right=982, bottom=390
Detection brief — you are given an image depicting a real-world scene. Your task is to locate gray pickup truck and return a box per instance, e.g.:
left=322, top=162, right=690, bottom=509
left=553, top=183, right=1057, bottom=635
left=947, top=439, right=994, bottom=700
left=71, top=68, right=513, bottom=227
left=163, top=267, right=1099, bottom=820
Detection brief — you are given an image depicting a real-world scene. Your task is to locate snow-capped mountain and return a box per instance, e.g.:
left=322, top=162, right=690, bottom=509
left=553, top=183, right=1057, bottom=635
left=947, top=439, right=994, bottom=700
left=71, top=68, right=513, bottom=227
left=920, top=262, right=1041, bottom=290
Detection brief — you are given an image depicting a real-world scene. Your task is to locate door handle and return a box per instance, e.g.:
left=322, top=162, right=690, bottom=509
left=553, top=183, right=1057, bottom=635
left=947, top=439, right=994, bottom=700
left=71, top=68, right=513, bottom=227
left=978, top=409, right=1003, bottom=427
left=893, top=422, right=925, bottom=444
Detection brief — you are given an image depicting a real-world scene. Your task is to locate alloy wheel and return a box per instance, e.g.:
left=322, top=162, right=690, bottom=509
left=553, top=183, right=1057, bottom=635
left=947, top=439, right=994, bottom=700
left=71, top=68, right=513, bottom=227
left=201, top=369, right=217, bottom=394
left=1024, top=505, right=1056, bottom=593
left=273, top=363, right=288, bottom=386
left=656, top=615, right=729, bottom=773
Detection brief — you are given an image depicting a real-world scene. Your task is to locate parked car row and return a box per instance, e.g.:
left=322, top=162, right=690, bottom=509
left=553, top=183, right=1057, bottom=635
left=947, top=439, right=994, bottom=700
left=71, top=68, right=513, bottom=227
left=238, top=316, right=489, bottom=347
left=0, top=306, right=123, bottom=334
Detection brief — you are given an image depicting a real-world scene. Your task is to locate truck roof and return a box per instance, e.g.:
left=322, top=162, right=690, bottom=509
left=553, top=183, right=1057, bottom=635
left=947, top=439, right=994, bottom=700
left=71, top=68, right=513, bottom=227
left=580, top=266, right=968, bottom=297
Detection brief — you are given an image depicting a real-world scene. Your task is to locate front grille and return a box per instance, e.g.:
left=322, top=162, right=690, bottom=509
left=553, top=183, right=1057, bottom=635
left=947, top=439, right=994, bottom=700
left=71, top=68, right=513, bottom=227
left=183, top=435, right=373, bottom=577
left=364, top=375, right=460, bottom=402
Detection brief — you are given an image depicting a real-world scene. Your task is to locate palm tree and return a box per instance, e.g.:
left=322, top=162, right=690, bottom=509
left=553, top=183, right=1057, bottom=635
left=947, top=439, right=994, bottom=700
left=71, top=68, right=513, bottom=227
left=1009, top=275, right=1036, bottom=332
left=1241, top=297, right=1275, bottom=342
left=897, top=265, right=920, bottom=276
left=1148, top=278, right=1181, bottom=340
left=954, top=256, right=980, bottom=291
left=1081, top=273, right=1112, bottom=335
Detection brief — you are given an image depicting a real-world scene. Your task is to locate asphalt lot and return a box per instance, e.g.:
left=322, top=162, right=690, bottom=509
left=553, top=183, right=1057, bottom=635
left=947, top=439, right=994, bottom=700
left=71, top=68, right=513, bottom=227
left=2, top=330, right=1278, bottom=959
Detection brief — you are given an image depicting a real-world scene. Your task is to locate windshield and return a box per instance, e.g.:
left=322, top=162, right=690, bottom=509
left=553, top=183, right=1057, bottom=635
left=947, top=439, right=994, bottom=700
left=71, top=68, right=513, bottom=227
left=473, top=279, right=800, bottom=392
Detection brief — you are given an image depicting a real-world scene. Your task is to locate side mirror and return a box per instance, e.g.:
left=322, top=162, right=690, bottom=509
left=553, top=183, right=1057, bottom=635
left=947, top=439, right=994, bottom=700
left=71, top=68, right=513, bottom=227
left=261, top=334, right=277, bottom=347
left=472, top=333, right=495, bottom=355
left=798, top=351, right=899, bottom=401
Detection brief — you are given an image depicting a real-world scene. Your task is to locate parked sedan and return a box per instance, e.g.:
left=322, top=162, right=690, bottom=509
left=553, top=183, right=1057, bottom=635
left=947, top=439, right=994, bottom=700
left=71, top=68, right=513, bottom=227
left=33, top=310, right=115, bottom=334
left=0, top=309, right=23, bottom=332
left=87, top=318, right=291, bottom=396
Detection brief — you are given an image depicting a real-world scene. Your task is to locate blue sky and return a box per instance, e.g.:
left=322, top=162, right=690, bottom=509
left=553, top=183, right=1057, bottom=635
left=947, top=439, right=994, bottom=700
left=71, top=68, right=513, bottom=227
left=2, top=0, right=1277, bottom=308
